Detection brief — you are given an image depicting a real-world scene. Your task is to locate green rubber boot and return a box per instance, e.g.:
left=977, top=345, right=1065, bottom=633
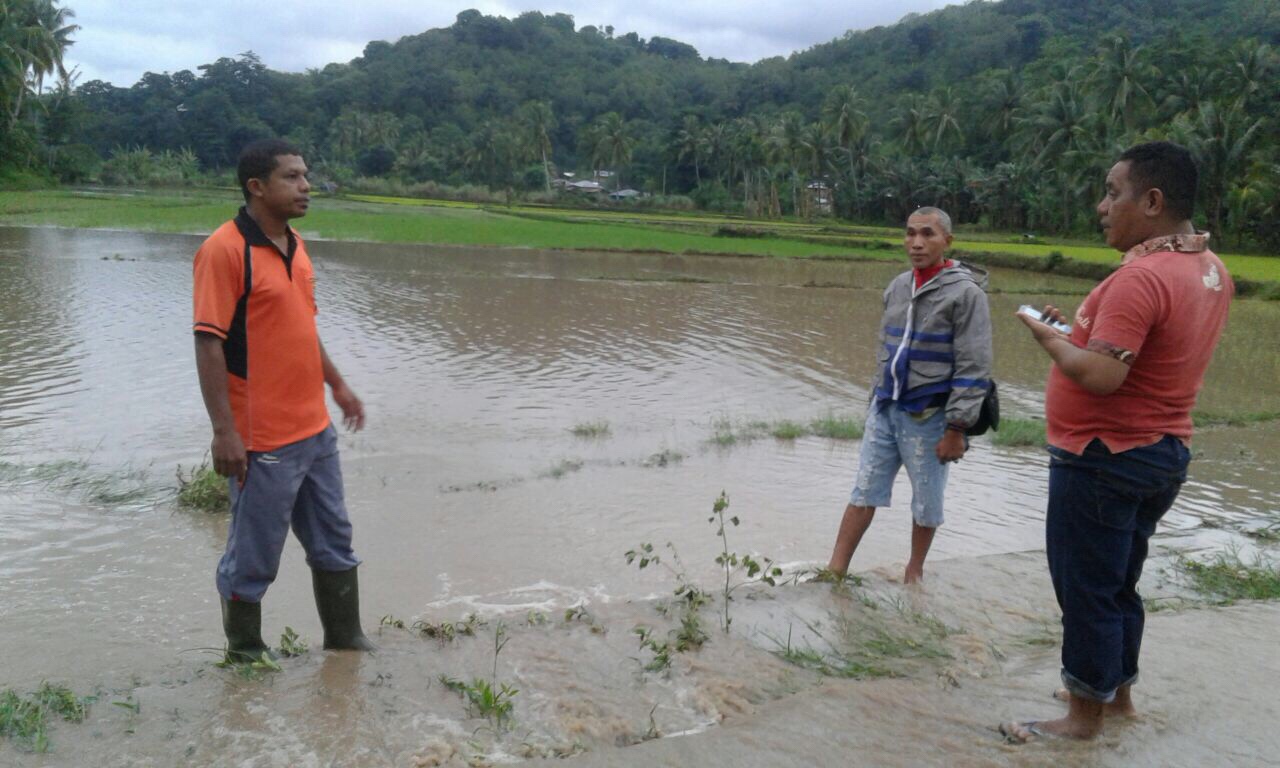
left=221, top=597, right=277, bottom=663
left=312, top=566, right=376, bottom=651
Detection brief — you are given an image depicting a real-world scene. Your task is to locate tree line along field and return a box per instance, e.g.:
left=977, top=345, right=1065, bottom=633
left=3, top=189, right=1278, bottom=288
left=3, top=1, right=1280, bottom=256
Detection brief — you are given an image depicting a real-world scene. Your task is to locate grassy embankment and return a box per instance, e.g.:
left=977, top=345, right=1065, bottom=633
left=4, top=188, right=1279, bottom=288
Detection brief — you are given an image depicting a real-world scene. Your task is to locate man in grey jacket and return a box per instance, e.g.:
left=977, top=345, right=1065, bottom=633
left=826, top=207, right=993, bottom=584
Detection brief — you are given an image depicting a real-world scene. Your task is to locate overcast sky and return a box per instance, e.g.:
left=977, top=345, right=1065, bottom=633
left=64, top=1, right=956, bottom=87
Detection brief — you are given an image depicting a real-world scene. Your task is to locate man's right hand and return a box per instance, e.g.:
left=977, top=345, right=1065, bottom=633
left=211, top=429, right=248, bottom=485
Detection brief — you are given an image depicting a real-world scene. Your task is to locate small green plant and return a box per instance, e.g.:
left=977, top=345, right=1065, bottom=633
left=216, top=653, right=282, bottom=680
left=1176, top=550, right=1280, bottom=603
left=413, top=613, right=485, bottom=643
left=0, top=683, right=91, bottom=753
left=278, top=627, right=308, bottom=657
left=176, top=458, right=229, bottom=512
left=440, top=676, right=518, bottom=725
left=806, top=568, right=864, bottom=587
left=439, top=622, right=518, bottom=728
left=569, top=420, right=612, bottom=438
left=631, top=626, right=676, bottom=672
left=709, top=491, right=782, bottom=632
left=990, top=417, right=1046, bottom=447
left=380, top=614, right=407, bottom=630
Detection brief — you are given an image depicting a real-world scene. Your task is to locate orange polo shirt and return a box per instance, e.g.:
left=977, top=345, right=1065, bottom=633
left=192, top=207, right=329, bottom=452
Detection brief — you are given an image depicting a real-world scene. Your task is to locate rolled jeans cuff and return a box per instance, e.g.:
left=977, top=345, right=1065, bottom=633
left=1060, top=669, right=1122, bottom=704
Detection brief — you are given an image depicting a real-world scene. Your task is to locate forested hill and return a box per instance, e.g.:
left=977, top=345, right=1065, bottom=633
left=16, top=0, right=1280, bottom=243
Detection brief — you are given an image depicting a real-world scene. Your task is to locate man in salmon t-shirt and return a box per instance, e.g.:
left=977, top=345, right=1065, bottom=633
left=1001, top=142, right=1232, bottom=743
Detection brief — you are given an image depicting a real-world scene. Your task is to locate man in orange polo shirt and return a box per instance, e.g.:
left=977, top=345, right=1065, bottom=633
left=1003, top=142, right=1232, bottom=742
left=193, top=139, right=374, bottom=661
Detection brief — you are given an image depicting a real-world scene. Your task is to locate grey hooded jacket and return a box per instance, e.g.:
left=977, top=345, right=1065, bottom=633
left=871, top=261, right=993, bottom=427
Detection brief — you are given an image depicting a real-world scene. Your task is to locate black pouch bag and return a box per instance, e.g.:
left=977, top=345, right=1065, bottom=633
left=965, top=380, right=1000, bottom=437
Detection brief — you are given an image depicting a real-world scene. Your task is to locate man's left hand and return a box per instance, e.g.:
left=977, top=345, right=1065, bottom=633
left=332, top=382, right=366, bottom=432
left=936, top=429, right=966, bottom=463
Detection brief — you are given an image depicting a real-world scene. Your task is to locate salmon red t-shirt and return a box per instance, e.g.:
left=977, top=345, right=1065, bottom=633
left=1045, top=237, right=1232, bottom=455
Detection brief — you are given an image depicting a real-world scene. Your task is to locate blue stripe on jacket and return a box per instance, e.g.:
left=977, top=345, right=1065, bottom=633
left=885, top=326, right=955, bottom=344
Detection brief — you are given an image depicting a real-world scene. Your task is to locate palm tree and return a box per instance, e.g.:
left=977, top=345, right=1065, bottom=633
left=1014, top=81, right=1093, bottom=232
left=1, top=0, right=79, bottom=128
left=982, top=70, right=1023, bottom=142
left=823, top=84, right=869, bottom=209
left=589, top=112, right=634, bottom=188
left=464, top=120, right=514, bottom=189
left=768, top=112, right=807, bottom=217
left=925, top=87, right=965, bottom=154
left=517, top=100, right=556, bottom=192
left=1170, top=101, right=1266, bottom=236
left=891, top=94, right=930, bottom=158
left=1088, top=36, right=1158, bottom=132
left=1224, top=41, right=1275, bottom=111
left=672, top=115, right=703, bottom=187
left=699, top=121, right=729, bottom=187
left=1157, top=66, right=1220, bottom=120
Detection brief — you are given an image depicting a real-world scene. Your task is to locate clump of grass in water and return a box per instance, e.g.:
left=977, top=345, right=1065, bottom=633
left=176, top=459, right=229, bottom=513
left=990, top=417, right=1046, bottom=447
left=0, top=683, right=92, bottom=753
left=642, top=448, right=684, bottom=468
left=1191, top=410, right=1280, bottom=428
left=770, top=420, right=807, bottom=440
left=808, top=414, right=864, bottom=440
left=544, top=459, right=584, bottom=479
left=569, top=419, right=611, bottom=438
left=1176, top=549, right=1280, bottom=603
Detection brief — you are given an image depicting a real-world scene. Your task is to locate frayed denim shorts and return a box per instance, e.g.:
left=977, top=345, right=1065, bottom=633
left=849, top=402, right=949, bottom=527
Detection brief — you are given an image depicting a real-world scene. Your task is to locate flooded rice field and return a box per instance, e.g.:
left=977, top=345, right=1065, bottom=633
left=1, top=226, right=1278, bottom=766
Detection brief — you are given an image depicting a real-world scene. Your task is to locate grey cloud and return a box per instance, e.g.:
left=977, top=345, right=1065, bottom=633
left=65, top=1, right=953, bottom=86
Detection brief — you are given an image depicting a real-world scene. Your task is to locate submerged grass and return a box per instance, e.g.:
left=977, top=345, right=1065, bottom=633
left=1, top=458, right=154, bottom=507
left=808, top=414, right=864, bottom=440
left=1176, top=550, right=1280, bottom=603
left=569, top=419, right=612, bottom=438
left=0, top=683, right=91, bottom=753
left=769, top=592, right=955, bottom=681
left=709, top=414, right=864, bottom=447
left=1191, top=410, right=1280, bottom=428
left=990, top=417, right=1047, bottom=447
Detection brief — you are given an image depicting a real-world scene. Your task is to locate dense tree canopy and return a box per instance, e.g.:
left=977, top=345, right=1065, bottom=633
left=9, top=1, right=1280, bottom=246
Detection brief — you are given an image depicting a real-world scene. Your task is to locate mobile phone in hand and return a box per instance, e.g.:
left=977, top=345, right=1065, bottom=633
left=1018, top=304, right=1072, bottom=334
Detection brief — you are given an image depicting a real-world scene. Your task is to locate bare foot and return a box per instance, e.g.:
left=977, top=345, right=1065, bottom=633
left=1000, top=715, right=1099, bottom=743
left=1053, top=688, right=1138, bottom=718
left=903, top=565, right=924, bottom=584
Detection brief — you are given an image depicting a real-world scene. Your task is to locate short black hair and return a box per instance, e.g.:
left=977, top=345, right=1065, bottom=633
left=1118, top=141, right=1198, bottom=222
left=237, top=139, right=303, bottom=202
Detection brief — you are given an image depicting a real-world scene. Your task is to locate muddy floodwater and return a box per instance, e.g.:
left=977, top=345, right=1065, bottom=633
left=1, top=226, right=1278, bottom=766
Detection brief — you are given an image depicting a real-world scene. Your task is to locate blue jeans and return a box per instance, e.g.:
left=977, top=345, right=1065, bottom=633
left=1046, top=435, right=1190, bottom=703
left=849, top=402, right=949, bottom=527
left=217, top=424, right=361, bottom=602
